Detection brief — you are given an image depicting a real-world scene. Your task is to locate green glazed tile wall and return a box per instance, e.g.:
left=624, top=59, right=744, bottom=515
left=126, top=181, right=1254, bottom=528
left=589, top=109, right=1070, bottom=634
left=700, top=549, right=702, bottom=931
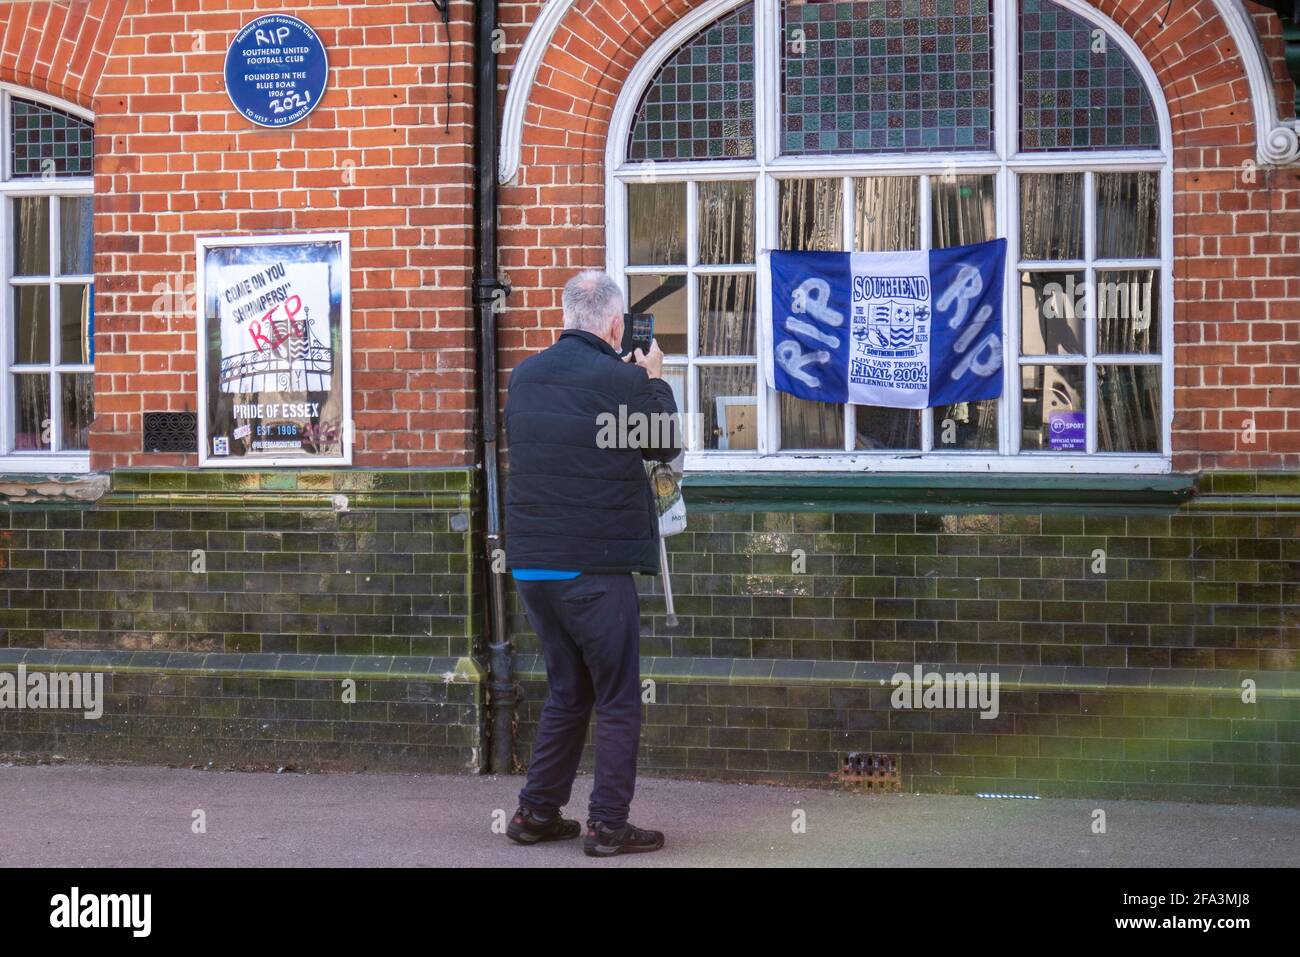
left=0, top=469, right=484, bottom=771
left=0, top=659, right=482, bottom=772
left=508, top=477, right=1300, bottom=804
left=510, top=507, right=1300, bottom=673
left=0, top=470, right=479, bottom=659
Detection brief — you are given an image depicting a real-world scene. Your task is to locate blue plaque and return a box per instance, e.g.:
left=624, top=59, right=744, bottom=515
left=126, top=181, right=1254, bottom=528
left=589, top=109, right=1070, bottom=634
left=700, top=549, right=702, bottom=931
left=224, top=14, right=328, bottom=128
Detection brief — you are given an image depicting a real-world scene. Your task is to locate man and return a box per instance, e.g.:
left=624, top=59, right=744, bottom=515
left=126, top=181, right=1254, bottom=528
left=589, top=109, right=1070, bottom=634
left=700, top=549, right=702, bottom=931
left=502, top=269, right=680, bottom=857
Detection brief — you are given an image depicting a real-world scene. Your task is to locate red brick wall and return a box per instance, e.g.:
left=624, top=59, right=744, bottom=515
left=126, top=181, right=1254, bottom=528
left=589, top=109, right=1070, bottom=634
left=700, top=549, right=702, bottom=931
left=3, top=0, right=1297, bottom=473
left=497, top=0, right=1300, bottom=472
left=2, top=0, right=479, bottom=469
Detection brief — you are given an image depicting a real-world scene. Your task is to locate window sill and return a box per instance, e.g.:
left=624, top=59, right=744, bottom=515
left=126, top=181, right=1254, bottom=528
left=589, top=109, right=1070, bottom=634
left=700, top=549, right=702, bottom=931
left=681, top=468, right=1195, bottom=512
left=0, top=469, right=106, bottom=504
left=0, top=455, right=91, bottom=474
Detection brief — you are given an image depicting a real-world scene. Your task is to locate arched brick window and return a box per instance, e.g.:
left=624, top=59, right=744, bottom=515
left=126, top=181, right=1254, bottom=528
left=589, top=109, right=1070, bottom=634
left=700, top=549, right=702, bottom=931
left=0, top=85, right=94, bottom=467
left=607, top=0, right=1171, bottom=473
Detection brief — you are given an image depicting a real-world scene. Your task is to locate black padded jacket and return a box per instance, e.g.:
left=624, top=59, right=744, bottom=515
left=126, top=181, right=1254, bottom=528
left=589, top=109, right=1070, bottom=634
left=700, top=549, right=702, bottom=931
left=504, top=329, right=681, bottom=574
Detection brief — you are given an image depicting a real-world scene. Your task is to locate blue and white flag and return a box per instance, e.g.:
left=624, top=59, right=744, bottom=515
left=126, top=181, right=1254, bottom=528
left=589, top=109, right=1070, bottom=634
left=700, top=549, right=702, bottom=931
left=766, top=238, right=1006, bottom=409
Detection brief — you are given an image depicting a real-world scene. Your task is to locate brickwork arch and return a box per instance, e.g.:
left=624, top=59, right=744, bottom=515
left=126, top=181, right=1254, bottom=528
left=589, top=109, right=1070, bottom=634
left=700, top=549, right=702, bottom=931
left=0, top=0, right=129, bottom=111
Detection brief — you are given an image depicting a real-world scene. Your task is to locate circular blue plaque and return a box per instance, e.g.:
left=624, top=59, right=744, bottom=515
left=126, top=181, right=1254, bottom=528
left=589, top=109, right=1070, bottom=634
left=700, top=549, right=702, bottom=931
left=224, top=14, right=328, bottom=128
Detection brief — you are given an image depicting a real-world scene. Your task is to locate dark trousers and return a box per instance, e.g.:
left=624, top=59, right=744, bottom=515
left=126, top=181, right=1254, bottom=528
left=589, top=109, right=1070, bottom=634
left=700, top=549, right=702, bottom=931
left=516, top=573, right=641, bottom=828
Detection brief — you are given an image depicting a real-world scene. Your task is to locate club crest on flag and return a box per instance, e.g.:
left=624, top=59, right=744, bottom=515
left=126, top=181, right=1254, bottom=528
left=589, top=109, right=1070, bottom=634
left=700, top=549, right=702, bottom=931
left=878, top=302, right=920, bottom=349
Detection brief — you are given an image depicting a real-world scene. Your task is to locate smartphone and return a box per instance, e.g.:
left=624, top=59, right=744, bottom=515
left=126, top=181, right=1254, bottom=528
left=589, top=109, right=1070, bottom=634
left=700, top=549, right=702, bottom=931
left=621, top=313, right=655, bottom=357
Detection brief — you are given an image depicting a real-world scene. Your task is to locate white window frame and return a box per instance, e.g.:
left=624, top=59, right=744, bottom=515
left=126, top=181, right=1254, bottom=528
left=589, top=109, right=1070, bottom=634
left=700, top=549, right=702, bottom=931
left=605, top=0, right=1174, bottom=475
left=0, top=83, right=94, bottom=473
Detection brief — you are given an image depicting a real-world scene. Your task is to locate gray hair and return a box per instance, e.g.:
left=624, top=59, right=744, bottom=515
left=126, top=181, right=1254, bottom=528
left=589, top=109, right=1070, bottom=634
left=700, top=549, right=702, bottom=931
left=562, top=270, right=624, bottom=334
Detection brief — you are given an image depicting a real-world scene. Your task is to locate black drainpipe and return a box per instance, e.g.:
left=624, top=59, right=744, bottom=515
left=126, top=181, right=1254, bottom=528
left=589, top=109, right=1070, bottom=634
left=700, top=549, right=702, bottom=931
left=470, top=0, right=515, bottom=774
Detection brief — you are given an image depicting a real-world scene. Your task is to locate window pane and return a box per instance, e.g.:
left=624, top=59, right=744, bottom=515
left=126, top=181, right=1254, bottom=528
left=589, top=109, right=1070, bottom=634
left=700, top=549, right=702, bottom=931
left=698, top=180, right=755, bottom=264
left=14, top=286, right=51, bottom=363
left=932, top=400, right=998, bottom=451
left=1021, top=271, right=1084, bottom=356
left=853, top=176, right=918, bottom=252
left=778, top=177, right=843, bottom=449
left=60, top=373, right=94, bottom=451
left=700, top=366, right=757, bottom=450
left=931, top=174, right=996, bottom=249
left=60, top=283, right=93, bottom=364
left=780, top=394, right=842, bottom=449
left=698, top=274, right=755, bottom=356
left=854, top=406, right=919, bottom=450
left=1019, top=173, right=1083, bottom=260
left=14, top=375, right=51, bottom=451
left=627, top=274, right=687, bottom=355
left=13, top=196, right=50, bottom=275
left=1020, top=364, right=1085, bottom=452
left=627, top=2, right=756, bottom=162
left=1096, top=269, right=1159, bottom=354
left=779, top=178, right=842, bottom=251
left=781, top=0, right=994, bottom=154
left=1096, top=171, right=1159, bottom=259
left=10, top=97, right=94, bottom=178
left=1019, top=0, right=1159, bottom=151
left=627, top=182, right=686, bottom=265
left=60, top=196, right=94, bottom=274
left=661, top=364, right=688, bottom=462
left=1098, top=365, right=1160, bottom=453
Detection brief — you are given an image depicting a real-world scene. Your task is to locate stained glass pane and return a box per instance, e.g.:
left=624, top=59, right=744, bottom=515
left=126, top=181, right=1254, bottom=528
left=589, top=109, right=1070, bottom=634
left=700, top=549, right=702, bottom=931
left=628, top=3, right=756, bottom=162
left=1019, top=0, right=1159, bottom=151
left=781, top=0, right=994, bottom=155
left=10, top=97, right=94, bottom=178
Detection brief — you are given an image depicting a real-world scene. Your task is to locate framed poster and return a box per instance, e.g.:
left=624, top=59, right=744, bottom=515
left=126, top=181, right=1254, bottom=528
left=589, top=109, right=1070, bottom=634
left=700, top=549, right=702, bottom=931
left=196, top=233, right=351, bottom=467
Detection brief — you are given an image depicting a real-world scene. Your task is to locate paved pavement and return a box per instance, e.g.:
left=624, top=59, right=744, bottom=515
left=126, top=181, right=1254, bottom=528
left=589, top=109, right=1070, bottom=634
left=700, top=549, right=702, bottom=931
left=1, top=763, right=1297, bottom=867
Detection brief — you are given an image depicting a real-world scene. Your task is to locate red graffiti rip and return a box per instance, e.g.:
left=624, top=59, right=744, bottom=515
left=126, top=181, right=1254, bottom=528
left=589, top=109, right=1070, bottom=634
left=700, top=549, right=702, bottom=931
left=249, top=295, right=304, bottom=353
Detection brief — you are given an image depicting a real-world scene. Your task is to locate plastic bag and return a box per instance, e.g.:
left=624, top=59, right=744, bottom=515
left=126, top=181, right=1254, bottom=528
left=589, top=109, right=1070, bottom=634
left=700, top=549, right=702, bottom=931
left=648, top=462, right=686, bottom=537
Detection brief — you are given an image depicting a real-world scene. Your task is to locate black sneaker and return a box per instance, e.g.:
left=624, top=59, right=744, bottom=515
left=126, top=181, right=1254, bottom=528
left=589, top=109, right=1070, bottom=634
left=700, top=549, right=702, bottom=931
left=583, top=820, right=665, bottom=857
left=506, top=807, right=581, bottom=845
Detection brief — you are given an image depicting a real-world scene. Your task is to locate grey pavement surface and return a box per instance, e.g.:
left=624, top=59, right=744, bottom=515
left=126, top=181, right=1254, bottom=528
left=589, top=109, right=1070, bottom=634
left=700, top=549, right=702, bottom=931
left=1, top=763, right=1297, bottom=867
